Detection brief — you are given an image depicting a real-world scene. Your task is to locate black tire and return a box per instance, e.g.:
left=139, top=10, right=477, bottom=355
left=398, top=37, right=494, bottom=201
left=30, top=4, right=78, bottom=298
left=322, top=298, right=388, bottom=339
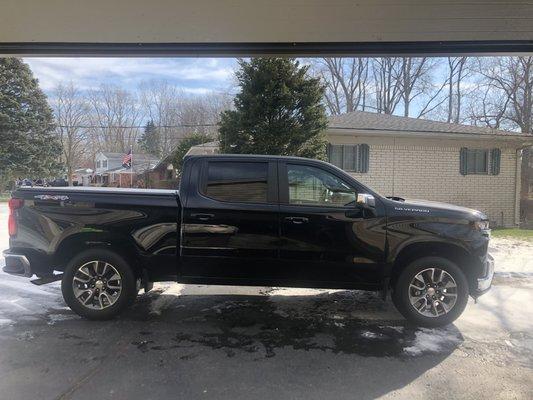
left=392, top=256, right=469, bottom=327
left=61, top=249, right=137, bottom=320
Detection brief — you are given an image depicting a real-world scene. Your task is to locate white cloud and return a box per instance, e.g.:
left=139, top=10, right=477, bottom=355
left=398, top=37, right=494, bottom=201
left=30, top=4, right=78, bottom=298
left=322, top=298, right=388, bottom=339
left=24, top=57, right=236, bottom=93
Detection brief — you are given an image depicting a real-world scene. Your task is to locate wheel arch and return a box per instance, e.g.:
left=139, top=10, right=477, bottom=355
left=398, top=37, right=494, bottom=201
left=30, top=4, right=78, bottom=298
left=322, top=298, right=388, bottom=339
left=53, top=232, right=143, bottom=277
left=390, top=241, right=481, bottom=293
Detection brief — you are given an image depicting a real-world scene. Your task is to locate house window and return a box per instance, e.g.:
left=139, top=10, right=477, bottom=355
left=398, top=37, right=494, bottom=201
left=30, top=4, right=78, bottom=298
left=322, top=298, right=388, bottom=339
left=96, top=160, right=101, bottom=168
left=205, top=161, right=268, bottom=203
left=460, top=148, right=501, bottom=175
left=328, top=144, right=369, bottom=172
left=102, top=160, right=108, bottom=168
left=467, top=149, right=488, bottom=174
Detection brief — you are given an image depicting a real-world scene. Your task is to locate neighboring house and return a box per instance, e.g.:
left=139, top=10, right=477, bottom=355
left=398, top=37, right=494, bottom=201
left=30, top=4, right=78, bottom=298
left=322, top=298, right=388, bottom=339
left=71, top=168, right=93, bottom=186
left=93, top=151, right=159, bottom=187
left=187, top=112, right=533, bottom=227
left=148, top=141, right=220, bottom=189
left=185, top=141, right=219, bottom=156
left=148, top=153, right=180, bottom=189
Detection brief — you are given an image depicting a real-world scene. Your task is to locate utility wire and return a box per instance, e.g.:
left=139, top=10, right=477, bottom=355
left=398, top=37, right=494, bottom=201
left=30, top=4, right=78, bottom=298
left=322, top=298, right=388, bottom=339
left=56, top=123, right=219, bottom=129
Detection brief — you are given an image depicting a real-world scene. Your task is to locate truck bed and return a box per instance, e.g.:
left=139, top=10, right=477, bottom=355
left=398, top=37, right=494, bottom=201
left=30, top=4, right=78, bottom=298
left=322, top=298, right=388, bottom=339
left=7, top=186, right=181, bottom=280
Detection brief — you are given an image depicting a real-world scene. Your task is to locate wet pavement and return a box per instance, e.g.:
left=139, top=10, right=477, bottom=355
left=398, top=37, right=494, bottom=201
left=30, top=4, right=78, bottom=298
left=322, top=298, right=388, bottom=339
left=0, top=282, right=531, bottom=400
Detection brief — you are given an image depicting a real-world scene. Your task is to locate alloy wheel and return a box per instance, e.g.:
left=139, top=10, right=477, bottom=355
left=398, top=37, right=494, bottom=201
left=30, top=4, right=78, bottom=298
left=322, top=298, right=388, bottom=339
left=72, top=260, right=122, bottom=310
left=408, top=267, right=458, bottom=318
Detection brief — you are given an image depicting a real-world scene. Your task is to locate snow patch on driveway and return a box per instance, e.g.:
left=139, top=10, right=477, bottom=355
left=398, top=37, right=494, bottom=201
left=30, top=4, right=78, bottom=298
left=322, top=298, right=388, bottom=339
left=404, top=327, right=462, bottom=356
left=490, top=237, right=533, bottom=277
left=0, top=274, right=65, bottom=322
left=0, top=203, right=72, bottom=323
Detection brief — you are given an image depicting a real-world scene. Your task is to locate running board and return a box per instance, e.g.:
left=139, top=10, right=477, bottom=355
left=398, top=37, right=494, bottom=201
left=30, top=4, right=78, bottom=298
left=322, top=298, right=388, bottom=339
left=31, top=274, right=63, bottom=285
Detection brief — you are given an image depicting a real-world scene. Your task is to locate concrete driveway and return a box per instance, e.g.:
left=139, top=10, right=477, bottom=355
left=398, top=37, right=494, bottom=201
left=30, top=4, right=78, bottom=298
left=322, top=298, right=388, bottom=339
left=0, top=203, right=531, bottom=399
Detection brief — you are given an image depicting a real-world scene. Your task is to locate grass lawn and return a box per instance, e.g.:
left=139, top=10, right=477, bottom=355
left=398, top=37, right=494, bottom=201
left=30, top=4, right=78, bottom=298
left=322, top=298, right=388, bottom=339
left=492, top=228, right=533, bottom=241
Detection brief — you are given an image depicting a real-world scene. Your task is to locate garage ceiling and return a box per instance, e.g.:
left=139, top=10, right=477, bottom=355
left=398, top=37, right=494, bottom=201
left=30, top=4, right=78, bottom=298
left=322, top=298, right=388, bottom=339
left=1, top=0, right=532, bottom=56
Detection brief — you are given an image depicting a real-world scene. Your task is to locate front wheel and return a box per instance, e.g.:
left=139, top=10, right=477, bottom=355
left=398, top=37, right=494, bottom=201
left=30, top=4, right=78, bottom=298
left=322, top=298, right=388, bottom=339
left=61, top=249, right=137, bottom=320
left=392, top=256, right=469, bottom=327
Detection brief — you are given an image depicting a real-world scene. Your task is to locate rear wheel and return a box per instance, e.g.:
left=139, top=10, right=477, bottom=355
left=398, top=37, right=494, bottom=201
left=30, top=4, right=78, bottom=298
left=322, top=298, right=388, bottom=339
left=61, top=249, right=137, bottom=320
left=392, top=256, right=469, bottom=327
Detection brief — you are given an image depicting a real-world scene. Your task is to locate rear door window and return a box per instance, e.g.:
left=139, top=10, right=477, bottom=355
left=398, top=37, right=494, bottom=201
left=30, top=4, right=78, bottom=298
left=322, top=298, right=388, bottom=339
left=205, top=161, right=269, bottom=203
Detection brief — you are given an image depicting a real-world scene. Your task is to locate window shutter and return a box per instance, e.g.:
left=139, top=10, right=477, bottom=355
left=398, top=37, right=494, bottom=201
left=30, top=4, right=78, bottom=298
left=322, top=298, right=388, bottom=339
left=327, top=143, right=332, bottom=162
left=460, top=147, right=468, bottom=175
left=358, top=144, right=369, bottom=173
left=491, top=148, right=501, bottom=175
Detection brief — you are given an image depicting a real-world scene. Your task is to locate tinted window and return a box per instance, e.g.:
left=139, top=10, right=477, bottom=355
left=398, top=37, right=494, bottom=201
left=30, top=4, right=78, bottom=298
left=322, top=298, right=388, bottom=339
left=206, top=161, right=268, bottom=203
left=287, top=164, right=357, bottom=207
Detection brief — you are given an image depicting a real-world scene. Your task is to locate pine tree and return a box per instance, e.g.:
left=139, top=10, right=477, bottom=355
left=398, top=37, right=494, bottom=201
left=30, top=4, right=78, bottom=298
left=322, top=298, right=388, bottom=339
left=0, top=58, right=62, bottom=185
left=219, top=58, right=328, bottom=159
left=138, top=120, right=161, bottom=156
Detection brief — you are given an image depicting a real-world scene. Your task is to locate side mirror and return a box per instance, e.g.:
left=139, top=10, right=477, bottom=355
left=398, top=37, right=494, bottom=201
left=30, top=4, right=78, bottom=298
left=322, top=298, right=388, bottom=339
left=356, top=193, right=375, bottom=209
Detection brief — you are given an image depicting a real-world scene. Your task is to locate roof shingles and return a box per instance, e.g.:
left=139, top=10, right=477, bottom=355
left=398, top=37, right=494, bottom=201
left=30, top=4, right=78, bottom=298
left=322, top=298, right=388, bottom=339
left=328, top=110, right=522, bottom=137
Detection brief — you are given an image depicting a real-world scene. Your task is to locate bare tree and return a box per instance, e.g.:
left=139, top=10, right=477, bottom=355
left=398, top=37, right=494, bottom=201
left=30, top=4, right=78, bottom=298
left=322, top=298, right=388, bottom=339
left=466, top=81, right=509, bottom=129
left=316, top=58, right=369, bottom=115
left=371, top=58, right=403, bottom=115
left=88, top=84, right=144, bottom=153
left=415, top=57, right=471, bottom=122
left=53, top=82, right=90, bottom=185
left=445, top=57, right=469, bottom=123
left=316, top=57, right=438, bottom=118
left=140, top=80, right=232, bottom=155
left=399, top=57, right=433, bottom=117
left=473, top=56, right=533, bottom=209
left=140, top=80, right=181, bottom=155
left=179, top=92, right=232, bottom=135
left=469, top=57, right=532, bottom=133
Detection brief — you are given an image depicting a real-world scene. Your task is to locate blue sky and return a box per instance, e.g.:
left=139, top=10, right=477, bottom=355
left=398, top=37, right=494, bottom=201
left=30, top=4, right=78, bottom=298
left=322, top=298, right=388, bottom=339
left=24, top=58, right=238, bottom=95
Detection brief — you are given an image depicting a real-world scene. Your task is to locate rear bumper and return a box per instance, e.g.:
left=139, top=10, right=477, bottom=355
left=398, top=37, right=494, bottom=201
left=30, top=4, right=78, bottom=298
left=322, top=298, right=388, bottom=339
left=2, top=250, right=33, bottom=278
left=474, top=254, right=494, bottom=296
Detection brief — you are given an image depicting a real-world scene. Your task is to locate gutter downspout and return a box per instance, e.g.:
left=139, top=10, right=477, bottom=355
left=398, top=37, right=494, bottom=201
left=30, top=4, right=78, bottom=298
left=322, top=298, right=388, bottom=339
left=515, top=146, right=528, bottom=226
left=392, top=137, right=396, bottom=196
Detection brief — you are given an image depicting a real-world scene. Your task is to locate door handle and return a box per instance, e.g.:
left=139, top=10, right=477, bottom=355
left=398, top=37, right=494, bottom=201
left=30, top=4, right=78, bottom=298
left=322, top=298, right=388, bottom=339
left=345, top=209, right=375, bottom=219
left=345, top=210, right=363, bottom=219
left=191, top=213, right=214, bottom=221
left=285, top=216, right=309, bottom=224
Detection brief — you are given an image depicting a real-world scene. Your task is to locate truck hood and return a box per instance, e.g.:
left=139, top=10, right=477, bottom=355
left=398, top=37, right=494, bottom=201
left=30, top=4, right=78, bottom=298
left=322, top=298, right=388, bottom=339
left=390, top=198, right=487, bottom=221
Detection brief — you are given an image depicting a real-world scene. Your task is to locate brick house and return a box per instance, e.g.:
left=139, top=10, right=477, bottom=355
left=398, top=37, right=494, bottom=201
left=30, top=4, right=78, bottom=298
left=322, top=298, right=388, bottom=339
left=187, top=111, right=533, bottom=227
left=327, top=111, right=533, bottom=227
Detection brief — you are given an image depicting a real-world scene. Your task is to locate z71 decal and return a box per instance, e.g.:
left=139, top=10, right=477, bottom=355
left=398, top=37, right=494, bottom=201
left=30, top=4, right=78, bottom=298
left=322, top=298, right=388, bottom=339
left=34, top=194, right=70, bottom=201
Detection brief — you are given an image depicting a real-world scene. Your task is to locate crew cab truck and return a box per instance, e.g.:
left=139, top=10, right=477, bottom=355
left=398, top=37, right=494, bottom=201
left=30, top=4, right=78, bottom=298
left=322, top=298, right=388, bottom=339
left=3, top=155, right=494, bottom=327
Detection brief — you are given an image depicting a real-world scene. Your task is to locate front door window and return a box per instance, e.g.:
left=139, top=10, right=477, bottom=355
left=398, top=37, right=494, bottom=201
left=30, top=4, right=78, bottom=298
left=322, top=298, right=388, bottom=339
left=287, top=164, right=357, bottom=207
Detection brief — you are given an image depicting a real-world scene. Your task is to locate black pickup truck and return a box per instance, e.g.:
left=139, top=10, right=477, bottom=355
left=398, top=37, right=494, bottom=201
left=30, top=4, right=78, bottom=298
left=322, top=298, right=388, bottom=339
left=3, top=155, right=494, bottom=327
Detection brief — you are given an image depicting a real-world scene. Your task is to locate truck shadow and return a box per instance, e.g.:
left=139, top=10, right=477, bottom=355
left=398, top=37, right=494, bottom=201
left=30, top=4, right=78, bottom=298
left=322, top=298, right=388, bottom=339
left=112, top=288, right=464, bottom=398
left=126, top=287, right=463, bottom=359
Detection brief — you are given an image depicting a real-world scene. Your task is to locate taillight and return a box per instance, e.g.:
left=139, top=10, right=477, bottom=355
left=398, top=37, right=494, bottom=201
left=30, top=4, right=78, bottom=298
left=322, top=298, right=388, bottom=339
left=8, top=198, right=23, bottom=237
